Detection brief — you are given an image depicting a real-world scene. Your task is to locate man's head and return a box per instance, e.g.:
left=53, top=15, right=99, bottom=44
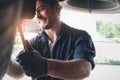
left=36, top=0, right=63, bottom=30
left=36, top=0, right=64, bottom=8
left=37, top=0, right=58, bottom=9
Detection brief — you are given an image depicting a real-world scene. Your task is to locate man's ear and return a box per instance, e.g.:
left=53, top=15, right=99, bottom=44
left=54, top=3, right=62, bottom=15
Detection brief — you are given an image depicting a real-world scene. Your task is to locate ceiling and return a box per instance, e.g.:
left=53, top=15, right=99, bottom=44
left=61, top=0, right=120, bottom=14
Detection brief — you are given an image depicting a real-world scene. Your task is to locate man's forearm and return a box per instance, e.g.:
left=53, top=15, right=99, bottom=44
left=47, top=59, right=92, bottom=80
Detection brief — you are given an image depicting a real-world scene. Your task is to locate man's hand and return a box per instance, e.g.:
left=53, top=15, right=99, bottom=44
left=16, top=40, right=48, bottom=78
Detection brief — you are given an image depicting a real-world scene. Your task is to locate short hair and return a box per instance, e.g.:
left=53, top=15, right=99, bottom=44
left=37, top=0, right=64, bottom=8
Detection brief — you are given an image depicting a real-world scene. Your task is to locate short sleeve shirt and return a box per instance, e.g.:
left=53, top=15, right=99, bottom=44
left=30, top=22, right=96, bottom=80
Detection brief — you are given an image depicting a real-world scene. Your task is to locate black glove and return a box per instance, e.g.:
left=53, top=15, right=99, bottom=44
left=16, top=40, right=48, bottom=78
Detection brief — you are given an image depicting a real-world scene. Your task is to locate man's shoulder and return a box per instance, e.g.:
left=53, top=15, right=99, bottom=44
left=62, top=22, right=89, bottom=36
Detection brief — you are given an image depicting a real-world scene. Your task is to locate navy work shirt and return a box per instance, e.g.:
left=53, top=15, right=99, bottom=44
left=29, top=22, right=96, bottom=80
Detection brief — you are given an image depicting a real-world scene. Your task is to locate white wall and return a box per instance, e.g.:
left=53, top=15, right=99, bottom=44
left=61, top=9, right=97, bottom=37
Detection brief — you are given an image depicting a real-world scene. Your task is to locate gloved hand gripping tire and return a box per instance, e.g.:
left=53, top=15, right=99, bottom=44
left=16, top=40, right=48, bottom=78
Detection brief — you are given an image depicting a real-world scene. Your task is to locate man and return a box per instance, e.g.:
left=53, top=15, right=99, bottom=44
left=8, top=0, right=96, bottom=80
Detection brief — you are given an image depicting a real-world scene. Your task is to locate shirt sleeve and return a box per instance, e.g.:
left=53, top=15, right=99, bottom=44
left=73, top=31, right=96, bottom=69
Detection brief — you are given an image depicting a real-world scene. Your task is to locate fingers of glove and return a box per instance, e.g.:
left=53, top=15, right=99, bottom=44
left=25, top=71, right=37, bottom=78
left=25, top=71, right=32, bottom=77
left=16, top=50, right=32, bottom=62
left=21, top=65, right=38, bottom=78
left=22, top=65, right=33, bottom=76
left=16, top=50, right=25, bottom=62
left=18, top=58, right=30, bottom=67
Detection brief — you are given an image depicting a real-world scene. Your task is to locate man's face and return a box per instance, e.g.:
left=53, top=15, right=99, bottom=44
left=36, top=0, right=58, bottom=30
